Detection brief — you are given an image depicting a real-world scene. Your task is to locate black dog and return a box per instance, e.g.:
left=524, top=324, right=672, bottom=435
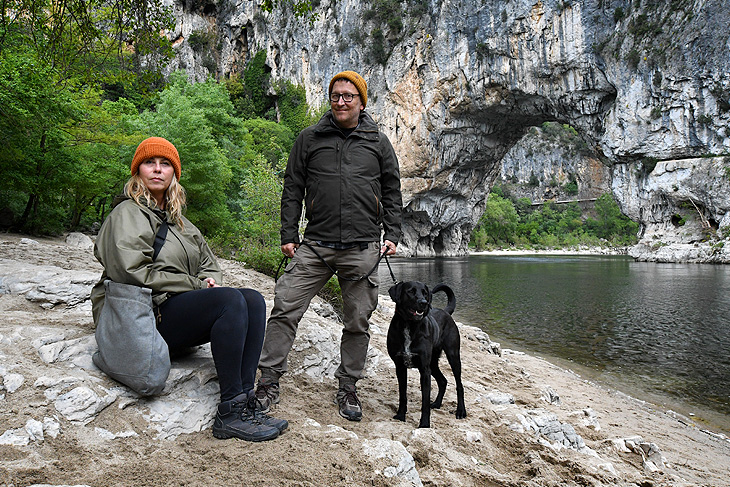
left=387, top=281, right=466, bottom=428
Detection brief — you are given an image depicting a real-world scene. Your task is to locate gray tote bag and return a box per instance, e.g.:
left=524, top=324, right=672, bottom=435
left=92, top=280, right=170, bottom=396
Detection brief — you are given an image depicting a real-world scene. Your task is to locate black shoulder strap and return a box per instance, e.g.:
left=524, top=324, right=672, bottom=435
left=152, top=221, right=169, bottom=261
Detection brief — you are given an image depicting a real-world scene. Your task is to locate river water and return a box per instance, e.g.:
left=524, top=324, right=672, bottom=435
left=378, top=254, right=730, bottom=434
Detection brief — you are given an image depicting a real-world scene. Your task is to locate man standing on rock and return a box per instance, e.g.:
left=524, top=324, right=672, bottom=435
left=254, top=70, right=402, bottom=421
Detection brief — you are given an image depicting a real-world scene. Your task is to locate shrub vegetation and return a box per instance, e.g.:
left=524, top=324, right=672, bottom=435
left=471, top=191, right=639, bottom=250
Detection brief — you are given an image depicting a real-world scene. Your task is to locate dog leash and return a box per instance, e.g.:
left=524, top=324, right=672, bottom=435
left=274, top=242, right=399, bottom=284
left=383, top=253, right=399, bottom=284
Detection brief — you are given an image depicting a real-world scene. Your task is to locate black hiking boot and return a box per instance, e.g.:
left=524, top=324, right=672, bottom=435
left=212, top=393, right=279, bottom=442
left=335, top=383, right=362, bottom=422
left=247, top=393, right=289, bottom=433
left=253, top=377, right=280, bottom=413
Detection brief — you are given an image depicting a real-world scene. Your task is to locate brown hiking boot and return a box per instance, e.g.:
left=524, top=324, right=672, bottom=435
left=335, top=383, right=362, bottom=421
left=253, top=377, right=280, bottom=413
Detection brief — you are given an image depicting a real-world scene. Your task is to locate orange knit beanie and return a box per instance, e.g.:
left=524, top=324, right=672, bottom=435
left=329, top=71, right=367, bottom=108
left=130, top=137, right=181, bottom=180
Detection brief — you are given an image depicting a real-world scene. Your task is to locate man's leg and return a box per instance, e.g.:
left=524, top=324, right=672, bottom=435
left=256, top=243, right=333, bottom=407
left=335, top=242, right=380, bottom=382
left=333, top=242, right=380, bottom=420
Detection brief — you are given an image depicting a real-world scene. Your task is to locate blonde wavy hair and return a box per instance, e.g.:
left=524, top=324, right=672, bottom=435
left=124, top=174, right=187, bottom=229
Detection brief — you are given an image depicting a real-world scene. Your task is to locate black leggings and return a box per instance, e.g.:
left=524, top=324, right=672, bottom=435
left=157, top=287, right=266, bottom=402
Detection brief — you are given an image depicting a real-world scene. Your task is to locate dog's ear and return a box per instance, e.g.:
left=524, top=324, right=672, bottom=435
left=388, top=282, right=402, bottom=303
left=425, top=285, right=433, bottom=313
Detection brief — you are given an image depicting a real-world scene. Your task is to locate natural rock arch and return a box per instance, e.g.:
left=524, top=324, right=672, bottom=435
left=393, top=74, right=616, bottom=256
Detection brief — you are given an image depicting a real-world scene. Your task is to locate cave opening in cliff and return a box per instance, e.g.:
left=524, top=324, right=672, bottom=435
left=202, top=3, right=217, bottom=16
left=432, top=233, right=444, bottom=255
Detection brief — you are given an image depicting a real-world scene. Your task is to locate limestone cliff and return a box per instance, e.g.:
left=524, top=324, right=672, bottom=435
left=161, top=0, right=730, bottom=260
left=498, top=122, right=611, bottom=208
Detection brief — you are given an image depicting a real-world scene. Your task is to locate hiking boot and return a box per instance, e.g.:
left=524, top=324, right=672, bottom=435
left=335, top=383, right=362, bottom=421
left=212, top=393, right=279, bottom=442
left=247, top=393, right=289, bottom=433
left=253, top=377, right=280, bottom=413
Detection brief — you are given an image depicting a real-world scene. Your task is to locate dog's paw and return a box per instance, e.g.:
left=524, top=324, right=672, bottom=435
left=455, top=408, right=467, bottom=419
left=430, top=400, right=442, bottom=410
left=393, top=413, right=406, bottom=422
left=417, top=421, right=430, bottom=428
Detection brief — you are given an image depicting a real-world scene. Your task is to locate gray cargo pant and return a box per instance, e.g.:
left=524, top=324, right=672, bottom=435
left=258, top=241, right=380, bottom=386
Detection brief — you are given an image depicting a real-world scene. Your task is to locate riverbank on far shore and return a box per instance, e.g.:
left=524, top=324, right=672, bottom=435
left=470, top=242, right=730, bottom=265
left=469, top=245, right=629, bottom=256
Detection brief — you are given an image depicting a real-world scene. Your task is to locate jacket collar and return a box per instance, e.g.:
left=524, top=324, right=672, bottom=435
left=314, top=110, right=380, bottom=140
left=113, top=195, right=170, bottom=223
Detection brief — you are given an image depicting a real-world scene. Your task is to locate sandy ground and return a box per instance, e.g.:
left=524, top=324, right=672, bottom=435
left=1, top=233, right=729, bottom=487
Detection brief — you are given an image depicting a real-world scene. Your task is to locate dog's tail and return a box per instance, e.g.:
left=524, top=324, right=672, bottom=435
left=432, top=283, right=456, bottom=315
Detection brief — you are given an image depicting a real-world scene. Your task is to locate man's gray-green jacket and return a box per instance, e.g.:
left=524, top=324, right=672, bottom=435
left=280, top=110, right=402, bottom=245
left=90, top=197, right=222, bottom=325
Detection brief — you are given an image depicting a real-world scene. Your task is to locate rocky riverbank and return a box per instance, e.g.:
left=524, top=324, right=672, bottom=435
left=470, top=245, right=629, bottom=256
left=1, top=232, right=728, bottom=486
left=472, top=243, right=730, bottom=264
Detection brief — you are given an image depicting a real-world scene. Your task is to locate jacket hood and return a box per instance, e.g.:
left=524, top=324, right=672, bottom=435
left=112, top=194, right=130, bottom=208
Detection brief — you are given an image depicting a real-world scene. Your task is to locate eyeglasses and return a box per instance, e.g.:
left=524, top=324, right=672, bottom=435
left=329, top=93, right=360, bottom=103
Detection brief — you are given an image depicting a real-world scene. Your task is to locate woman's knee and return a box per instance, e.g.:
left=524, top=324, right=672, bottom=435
left=239, top=289, right=265, bottom=316
left=195, top=287, right=248, bottom=330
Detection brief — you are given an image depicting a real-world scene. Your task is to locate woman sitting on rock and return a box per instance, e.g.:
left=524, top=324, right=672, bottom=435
left=90, top=136, right=287, bottom=442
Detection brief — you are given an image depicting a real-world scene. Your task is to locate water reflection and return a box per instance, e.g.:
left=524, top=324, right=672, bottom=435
left=379, top=255, right=730, bottom=433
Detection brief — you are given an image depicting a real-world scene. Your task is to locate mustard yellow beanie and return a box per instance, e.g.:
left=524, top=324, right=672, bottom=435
left=130, top=137, right=181, bottom=180
left=329, top=71, right=367, bottom=108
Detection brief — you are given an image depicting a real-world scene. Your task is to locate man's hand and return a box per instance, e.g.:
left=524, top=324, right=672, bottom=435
left=281, top=243, right=299, bottom=258
left=203, top=277, right=219, bottom=288
left=381, top=240, right=397, bottom=256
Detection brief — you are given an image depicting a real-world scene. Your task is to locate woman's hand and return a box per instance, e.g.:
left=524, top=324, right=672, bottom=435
left=203, top=277, right=219, bottom=288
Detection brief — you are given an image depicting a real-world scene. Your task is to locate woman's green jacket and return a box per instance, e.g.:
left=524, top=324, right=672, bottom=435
left=90, top=198, right=222, bottom=325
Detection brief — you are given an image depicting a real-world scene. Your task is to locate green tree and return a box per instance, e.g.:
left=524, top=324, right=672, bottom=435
left=241, top=118, right=295, bottom=169
left=586, top=193, right=639, bottom=244
left=62, top=96, right=141, bottom=228
left=514, top=197, right=533, bottom=217
left=260, top=0, right=318, bottom=21
left=1, top=2, right=330, bottom=278
left=555, top=202, right=583, bottom=235
left=472, top=189, right=638, bottom=250
left=0, top=1, right=174, bottom=96
left=229, top=51, right=274, bottom=119
left=232, top=156, right=285, bottom=275
left=131, top=73, right=239, bottom=236
left=472, top=193, right=519, bottom=248
left=226, top=51, right=324, bottom=131
left=0, top=0, right=175, bottom=232
left=0, top=50, right=79, bottom=231
left=276, top=80, right=324, bottom=136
